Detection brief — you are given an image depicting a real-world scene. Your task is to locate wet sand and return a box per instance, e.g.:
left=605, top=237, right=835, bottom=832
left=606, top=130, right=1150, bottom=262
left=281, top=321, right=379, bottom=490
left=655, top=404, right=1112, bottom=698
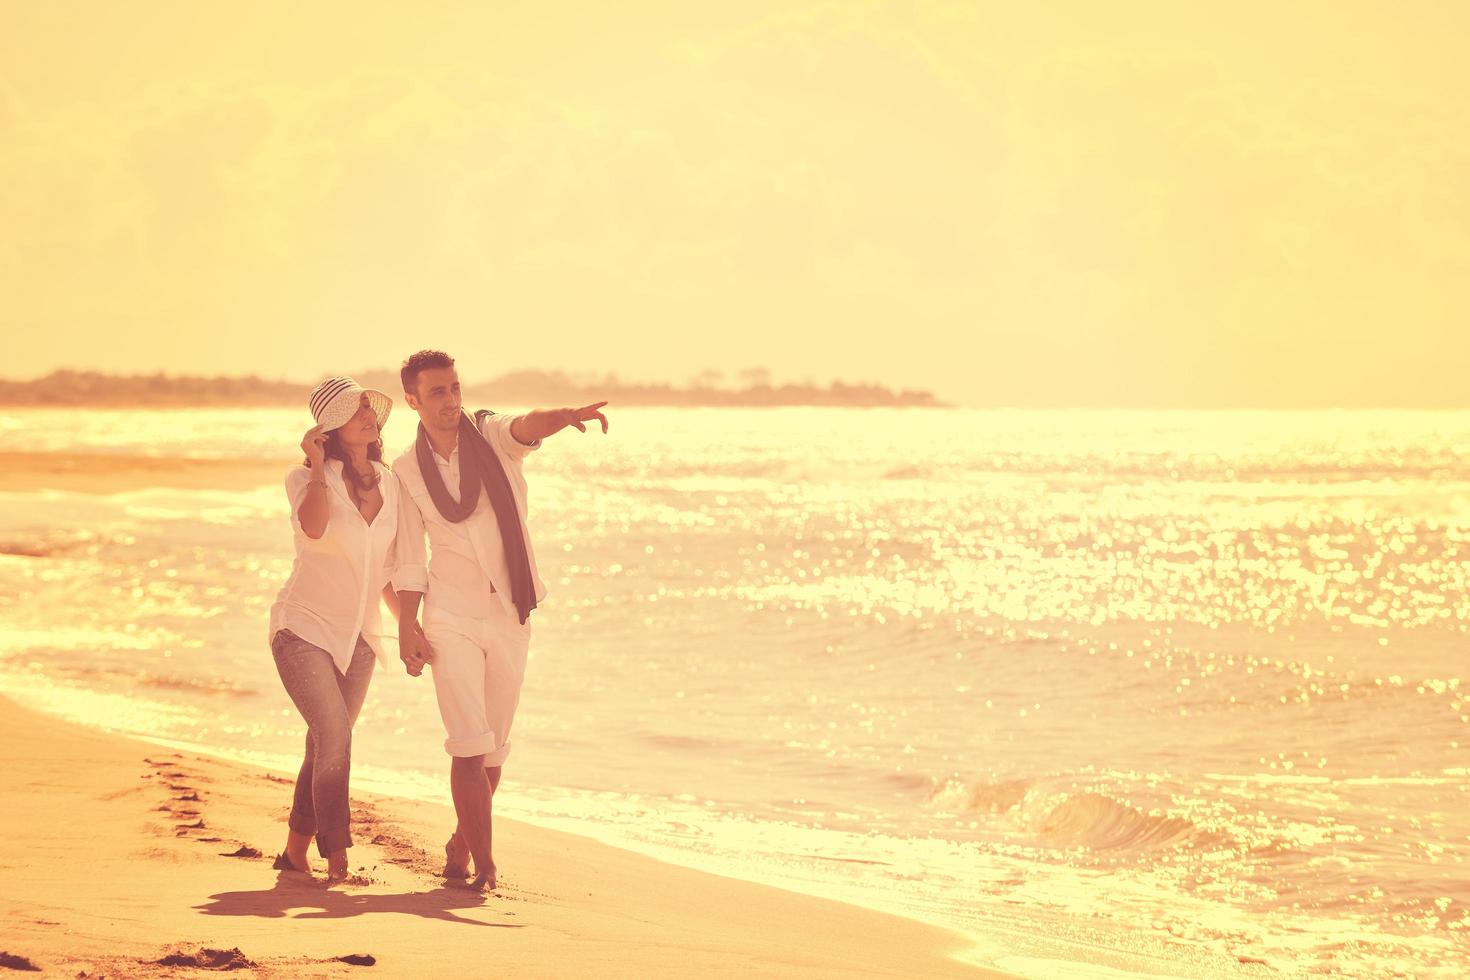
left=0, top=696, right=1006, bottom=978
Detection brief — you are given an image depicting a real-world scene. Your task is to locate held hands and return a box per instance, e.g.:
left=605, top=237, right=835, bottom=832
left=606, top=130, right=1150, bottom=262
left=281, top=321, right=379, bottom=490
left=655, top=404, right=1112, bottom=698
left=399, top=622, right=433, bottom=677
left=301, top=424, right=327, bottom=467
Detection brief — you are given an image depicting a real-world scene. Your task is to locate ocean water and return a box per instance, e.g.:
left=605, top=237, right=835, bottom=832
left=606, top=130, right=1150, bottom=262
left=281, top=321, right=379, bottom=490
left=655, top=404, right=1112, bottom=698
left=1, top=407, right=1467, bottom=978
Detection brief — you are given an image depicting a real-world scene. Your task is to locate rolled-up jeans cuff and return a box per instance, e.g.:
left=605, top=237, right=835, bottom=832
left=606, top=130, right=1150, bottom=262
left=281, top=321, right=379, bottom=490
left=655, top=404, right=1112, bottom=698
left=315, top=825, right=353, bottom=857
left=287, top=811, right=316, bottom=839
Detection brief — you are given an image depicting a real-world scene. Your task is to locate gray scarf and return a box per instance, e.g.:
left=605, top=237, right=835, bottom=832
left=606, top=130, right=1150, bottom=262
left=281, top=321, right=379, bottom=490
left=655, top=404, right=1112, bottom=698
left=414, top=410, right=537, bottom=624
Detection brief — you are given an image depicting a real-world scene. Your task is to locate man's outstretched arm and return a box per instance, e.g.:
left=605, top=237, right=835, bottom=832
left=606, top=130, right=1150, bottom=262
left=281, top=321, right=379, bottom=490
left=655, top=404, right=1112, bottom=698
left=510, top=401, right=610, bottom=446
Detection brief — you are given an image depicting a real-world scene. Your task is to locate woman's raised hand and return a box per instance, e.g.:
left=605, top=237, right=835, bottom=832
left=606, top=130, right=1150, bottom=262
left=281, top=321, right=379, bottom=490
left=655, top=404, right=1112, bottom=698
left=301, top=424, right=327, bottom=467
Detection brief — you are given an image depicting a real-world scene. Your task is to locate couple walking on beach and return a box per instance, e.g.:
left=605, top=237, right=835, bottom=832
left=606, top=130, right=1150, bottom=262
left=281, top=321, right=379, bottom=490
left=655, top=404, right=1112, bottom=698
left=267, top=349, right=609, bottom=887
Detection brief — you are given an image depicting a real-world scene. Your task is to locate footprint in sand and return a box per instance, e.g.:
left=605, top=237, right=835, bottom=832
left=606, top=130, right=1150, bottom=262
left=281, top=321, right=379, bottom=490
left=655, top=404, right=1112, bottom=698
left=173, top=818, right=206, bottom=836
left=152, top=947, right=255, bottom=970
left=144, top=757, right=213, bottom=838
left=366, top=832, right=436, bottom=873
left=0, top=951, right=41, bottom=972
left=335, top=953, right=376, bottom=966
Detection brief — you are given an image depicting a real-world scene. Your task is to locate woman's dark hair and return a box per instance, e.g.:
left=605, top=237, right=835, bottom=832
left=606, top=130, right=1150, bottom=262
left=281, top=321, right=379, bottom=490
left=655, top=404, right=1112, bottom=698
left=305, top=430, right=383, bottom=507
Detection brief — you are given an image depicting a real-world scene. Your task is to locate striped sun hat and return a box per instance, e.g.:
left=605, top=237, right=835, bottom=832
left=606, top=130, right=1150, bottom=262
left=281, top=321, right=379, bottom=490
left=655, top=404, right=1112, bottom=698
left=307, top=376, right=393, bottom=433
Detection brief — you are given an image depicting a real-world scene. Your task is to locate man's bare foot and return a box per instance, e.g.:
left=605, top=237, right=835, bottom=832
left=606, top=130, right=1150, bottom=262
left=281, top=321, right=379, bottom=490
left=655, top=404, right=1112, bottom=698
left=325, top=850, right=350, bottom=883
left=444, top=834, right=471, bottom=879
left=450, top=869, right=496, bottom=891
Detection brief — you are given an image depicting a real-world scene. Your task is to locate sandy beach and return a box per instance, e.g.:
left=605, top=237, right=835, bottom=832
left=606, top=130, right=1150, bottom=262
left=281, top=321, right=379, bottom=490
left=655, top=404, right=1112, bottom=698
left=4, top=0, right=1467, bottom=970
left=0, top=696, right=1003, bottom=978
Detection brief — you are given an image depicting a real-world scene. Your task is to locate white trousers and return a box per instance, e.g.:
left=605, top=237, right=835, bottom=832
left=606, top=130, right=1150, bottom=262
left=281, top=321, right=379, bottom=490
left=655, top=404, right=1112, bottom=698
left=423, top=601, right=531, bottom=767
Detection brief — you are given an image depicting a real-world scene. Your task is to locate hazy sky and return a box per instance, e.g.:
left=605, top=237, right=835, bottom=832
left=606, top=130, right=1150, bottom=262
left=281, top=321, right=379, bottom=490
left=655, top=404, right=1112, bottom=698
left=1, top=1, right=1465, bottom=407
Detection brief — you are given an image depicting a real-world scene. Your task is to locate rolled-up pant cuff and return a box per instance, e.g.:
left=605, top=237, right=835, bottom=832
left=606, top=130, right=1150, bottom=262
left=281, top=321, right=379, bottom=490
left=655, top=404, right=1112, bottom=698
left=314, top=826, right=353, bottom=857
left=287, top=812, right=316, bottom=838
left=444, top=732, right=501, bottom=759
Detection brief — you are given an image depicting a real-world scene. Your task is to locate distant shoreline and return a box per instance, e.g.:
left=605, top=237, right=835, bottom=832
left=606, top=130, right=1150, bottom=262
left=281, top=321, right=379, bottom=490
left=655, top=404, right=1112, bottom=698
left=0, top=369, right=948, bottom=409
left=0, top=451, right=289, bottom=494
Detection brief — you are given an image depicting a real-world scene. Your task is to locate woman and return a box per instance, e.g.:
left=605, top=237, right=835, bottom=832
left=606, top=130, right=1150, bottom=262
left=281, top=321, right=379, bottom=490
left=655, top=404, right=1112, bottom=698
left=267, top=376, right=400, bottom=883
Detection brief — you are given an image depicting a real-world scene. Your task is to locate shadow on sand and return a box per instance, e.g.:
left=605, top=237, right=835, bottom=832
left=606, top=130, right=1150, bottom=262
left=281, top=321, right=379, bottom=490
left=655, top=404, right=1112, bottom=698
left=195, top=873, right=524, bottom=928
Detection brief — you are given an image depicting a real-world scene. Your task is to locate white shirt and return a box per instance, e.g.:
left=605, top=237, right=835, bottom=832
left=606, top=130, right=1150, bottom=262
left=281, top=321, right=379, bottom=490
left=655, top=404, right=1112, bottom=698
left=269, top=458, right=400, bottom=672
left=391, top=413, right=546, bottom=621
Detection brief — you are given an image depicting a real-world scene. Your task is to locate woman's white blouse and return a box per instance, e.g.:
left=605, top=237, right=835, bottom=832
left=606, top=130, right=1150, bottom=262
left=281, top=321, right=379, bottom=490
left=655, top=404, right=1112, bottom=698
left=268, top=459, right=399, bottom=672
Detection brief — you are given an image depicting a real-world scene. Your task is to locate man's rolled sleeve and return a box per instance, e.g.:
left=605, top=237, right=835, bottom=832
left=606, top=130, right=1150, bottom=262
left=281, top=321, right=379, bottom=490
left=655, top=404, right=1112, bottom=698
left=390, top=468, right=430, bottom=594
left=480, top=412, right=540, bottom=461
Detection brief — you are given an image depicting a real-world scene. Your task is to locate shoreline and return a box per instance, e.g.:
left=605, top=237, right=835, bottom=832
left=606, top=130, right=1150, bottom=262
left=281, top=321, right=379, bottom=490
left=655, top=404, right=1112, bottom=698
left=0, top=694, right=1010, bottom=978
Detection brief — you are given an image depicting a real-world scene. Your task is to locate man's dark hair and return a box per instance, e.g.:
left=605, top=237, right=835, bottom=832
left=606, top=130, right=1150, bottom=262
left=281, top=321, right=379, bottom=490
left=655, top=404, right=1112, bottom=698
left=400, top=350, right=455, bottom=394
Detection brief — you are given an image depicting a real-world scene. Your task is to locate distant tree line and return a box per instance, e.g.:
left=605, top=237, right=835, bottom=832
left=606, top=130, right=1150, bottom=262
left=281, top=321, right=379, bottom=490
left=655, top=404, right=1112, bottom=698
left=0, top=368, right=946, bottom=408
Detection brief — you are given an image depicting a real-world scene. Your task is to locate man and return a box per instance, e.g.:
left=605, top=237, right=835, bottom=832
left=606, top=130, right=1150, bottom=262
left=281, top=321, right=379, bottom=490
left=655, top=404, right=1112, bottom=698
left=392, top=349, right=609, bottom=890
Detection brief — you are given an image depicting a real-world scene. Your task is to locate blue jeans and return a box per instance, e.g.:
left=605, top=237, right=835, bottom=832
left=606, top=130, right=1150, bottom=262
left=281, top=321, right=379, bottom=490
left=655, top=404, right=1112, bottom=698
left=270, top=629, right=376, bottom=857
